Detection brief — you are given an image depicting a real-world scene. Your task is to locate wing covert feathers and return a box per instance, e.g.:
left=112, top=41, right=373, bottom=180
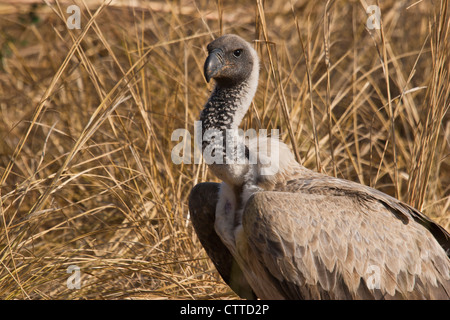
left=242, top=191, right=450, bottom=299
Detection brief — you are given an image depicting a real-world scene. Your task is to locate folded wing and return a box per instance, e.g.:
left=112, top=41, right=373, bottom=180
left=242, top=186, right=450, bottom=299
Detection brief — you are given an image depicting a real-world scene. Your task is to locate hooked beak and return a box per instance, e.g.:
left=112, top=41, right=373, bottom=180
left=204, top=48, right=224, bottom=83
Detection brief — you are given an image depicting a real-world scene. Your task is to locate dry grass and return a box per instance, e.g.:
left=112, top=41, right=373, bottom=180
left=0, top=0, right=448, bottom=299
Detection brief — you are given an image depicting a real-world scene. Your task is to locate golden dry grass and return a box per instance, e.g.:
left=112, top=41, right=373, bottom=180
left=0, top=0, right=448, bottom=299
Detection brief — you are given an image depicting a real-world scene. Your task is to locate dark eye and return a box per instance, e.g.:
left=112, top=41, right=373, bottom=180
left=233, top=49, right=242, bottom=57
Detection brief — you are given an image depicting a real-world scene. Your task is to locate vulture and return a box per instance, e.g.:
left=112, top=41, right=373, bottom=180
left=188, top=34, right=450, bottom=299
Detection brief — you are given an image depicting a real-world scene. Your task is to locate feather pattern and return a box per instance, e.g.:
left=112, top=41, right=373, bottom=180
left=188, top=182, right=256, bottom=299
left=191, top=34, right=450, bottom=300
left=242, top=188, right=450, bottom=299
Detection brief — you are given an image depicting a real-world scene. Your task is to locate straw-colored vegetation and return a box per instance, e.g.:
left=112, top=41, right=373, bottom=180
left=0, top=0, right=448, bottom=299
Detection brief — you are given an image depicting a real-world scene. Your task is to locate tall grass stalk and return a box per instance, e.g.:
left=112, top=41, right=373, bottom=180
left=0, top=0, right=448, bottom=299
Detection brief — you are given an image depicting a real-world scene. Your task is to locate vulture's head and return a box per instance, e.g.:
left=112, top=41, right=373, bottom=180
left=204, top=34, right=259, bottom=87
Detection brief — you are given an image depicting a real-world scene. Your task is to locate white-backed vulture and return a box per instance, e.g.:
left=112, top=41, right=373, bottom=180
left=189, top=34, right=450, bottom=299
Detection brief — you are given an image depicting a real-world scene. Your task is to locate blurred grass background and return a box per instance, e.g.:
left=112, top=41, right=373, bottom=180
left=0, top=0, right=448, bottom=299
